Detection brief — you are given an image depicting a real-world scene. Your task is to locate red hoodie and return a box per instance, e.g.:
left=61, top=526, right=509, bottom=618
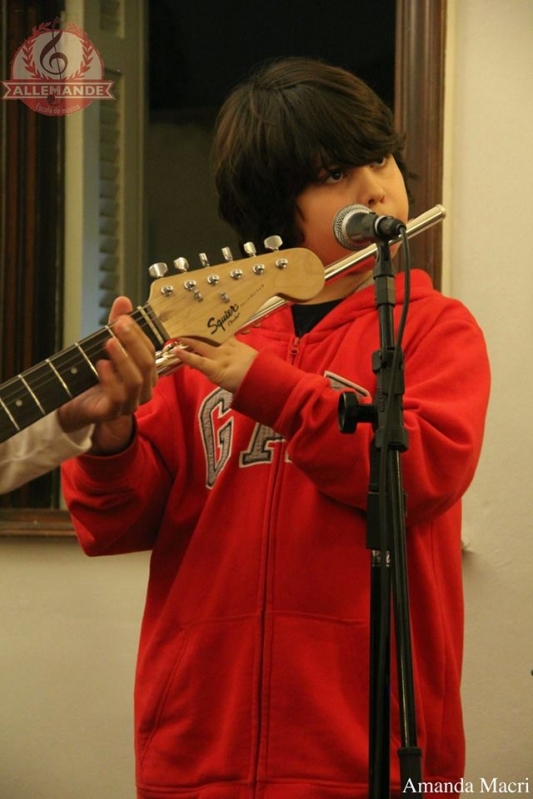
left=62, top=270, right=490, bottom=799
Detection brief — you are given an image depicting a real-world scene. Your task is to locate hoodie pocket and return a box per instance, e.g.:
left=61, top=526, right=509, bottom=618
left=264, top=612, right=370, bottom=784
left=136, top=614, right=259, bottom=789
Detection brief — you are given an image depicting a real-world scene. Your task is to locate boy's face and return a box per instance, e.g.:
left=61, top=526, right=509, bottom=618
left=295, top=156, right=409, bottom=270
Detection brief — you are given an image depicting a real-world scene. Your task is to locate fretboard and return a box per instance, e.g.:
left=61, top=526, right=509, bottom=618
left=0, top=303, right=167, bottom=444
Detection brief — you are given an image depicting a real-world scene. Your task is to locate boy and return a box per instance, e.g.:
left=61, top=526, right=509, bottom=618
left=1, top=297, right=156, bottom=494
left=62, top=58, right=490, bottom=798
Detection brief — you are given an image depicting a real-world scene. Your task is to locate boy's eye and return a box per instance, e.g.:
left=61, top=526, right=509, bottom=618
left=371, top=155, right=389, bottom=168
left=323, top=168, right=345, bottom=184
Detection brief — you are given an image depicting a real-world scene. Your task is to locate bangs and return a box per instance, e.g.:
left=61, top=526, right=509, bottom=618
left=249, top=77, right=402, bottom=196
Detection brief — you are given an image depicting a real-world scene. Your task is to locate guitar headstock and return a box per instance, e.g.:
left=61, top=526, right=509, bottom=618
left=147, top=245, right=324, bottom=345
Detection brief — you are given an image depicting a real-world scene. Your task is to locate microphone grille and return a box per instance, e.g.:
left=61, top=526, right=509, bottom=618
left=332, top=204, right=370, bottom=249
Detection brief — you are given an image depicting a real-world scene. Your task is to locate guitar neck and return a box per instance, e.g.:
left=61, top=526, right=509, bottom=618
left=0, top=303, right=167, bottom=445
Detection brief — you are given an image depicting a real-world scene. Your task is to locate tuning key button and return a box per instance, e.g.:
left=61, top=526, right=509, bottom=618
left=243, top=242, right=257, bottom=257
left=148, top=262, right=168, bottom=278
left=264, top=235, right=283, bottom=251
left=174, top=257, right=190, bottom=273
left=199, top=253, right=210, bottom=268
left=222, top=247, right=233, bottom=262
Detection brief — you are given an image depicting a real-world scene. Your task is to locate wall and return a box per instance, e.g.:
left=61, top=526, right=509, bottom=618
left=0, top=538, right=148, bottom=798
left=444, top=0, right=533, bottom=787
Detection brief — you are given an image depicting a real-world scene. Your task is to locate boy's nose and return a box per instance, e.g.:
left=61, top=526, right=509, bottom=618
left=359, top=166, right=386, bottom=208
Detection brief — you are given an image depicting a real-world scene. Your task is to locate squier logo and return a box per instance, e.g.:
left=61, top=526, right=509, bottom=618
left=2, top=19, right=114, bottom=116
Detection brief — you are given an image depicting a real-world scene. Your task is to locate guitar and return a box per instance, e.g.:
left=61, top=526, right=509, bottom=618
left=0, top=247, right=324, bottom=444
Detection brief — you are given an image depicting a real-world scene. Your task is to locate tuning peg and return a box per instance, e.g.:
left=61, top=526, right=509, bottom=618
left=243, top=242, right=257, bottom=256
left=199, top=252, right=210, bottom=268
left=148, top=262, right=168, bottom=278
left=173, top=257, right=189, bottom=273
left=264, top=235, right=283, bottom=251
left=222, top=246, right=233, bottom=262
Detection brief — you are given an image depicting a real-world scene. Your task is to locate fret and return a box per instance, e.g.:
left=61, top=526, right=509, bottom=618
left=19, top=374, right=45, bottom=414
left=0, top=373, right=45, bottom=432
left=23, top=360, right=73, bottom=412
left=0, top=396, right=20, bottom=442
left=133, top=304, right=167, bottom=348
left=51, top=333, right=107, bottom=398
left=75, top=342, right=100, bottom=377
left=47, top=358, right=73, bottom=398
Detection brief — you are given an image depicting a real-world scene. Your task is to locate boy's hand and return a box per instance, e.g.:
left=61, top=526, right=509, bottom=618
left=57, top=296, right=157, bottom=454
left=173, top=336, right=257, bottom=394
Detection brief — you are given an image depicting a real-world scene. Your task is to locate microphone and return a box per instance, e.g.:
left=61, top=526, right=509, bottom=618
left=333, top=204, right=406, bottom=250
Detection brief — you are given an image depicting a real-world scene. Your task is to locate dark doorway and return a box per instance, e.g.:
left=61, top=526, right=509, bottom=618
left=149, top=1, right=396, bottom=112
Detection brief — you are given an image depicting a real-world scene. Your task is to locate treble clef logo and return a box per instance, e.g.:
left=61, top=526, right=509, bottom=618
left=39, top=21, right=68, bottom=79
left=3, top=19, right=114, bottom=116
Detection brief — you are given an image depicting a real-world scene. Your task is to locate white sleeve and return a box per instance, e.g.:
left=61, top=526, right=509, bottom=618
left=0, top=412, right=94, bottom=494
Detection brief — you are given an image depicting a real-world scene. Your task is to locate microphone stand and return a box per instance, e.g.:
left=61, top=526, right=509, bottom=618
left=338, top=235, right=423, bottom=797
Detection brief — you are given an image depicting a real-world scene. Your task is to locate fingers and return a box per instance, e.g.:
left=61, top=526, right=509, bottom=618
left=109, top=295, right=134, bottom=324
left=108, top=295, right=157, bottom=395
left=175, top=337, right=217, bottom=362
left=173, top=337, right=227, bottom=378
left=57, top=298, right=157, bottom=450
left=104, top=315, right=157, bottom=407
left=174, top=336, right=257, bottom=394
left=99, top=343, right=141, bottom=415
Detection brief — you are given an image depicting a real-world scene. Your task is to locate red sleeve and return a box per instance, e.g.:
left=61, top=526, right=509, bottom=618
left=232, top=311, right=490, bottom=525
left=62, top=392, right=177, bottom=556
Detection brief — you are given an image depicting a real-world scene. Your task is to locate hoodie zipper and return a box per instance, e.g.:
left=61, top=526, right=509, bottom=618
left=251, top=335, right=302, bottom=794
left=289, top=336, right=301, bottom=363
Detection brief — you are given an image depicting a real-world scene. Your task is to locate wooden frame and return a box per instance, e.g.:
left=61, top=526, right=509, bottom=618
left=395, top=0, right=446, bottom=287
left=0, top=0, right=446, bottom=537
left=0, top=0, right=65, bottom=517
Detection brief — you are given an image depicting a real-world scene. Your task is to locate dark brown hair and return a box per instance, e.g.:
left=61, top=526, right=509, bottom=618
left=213, top=57, right=408, bottom=251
